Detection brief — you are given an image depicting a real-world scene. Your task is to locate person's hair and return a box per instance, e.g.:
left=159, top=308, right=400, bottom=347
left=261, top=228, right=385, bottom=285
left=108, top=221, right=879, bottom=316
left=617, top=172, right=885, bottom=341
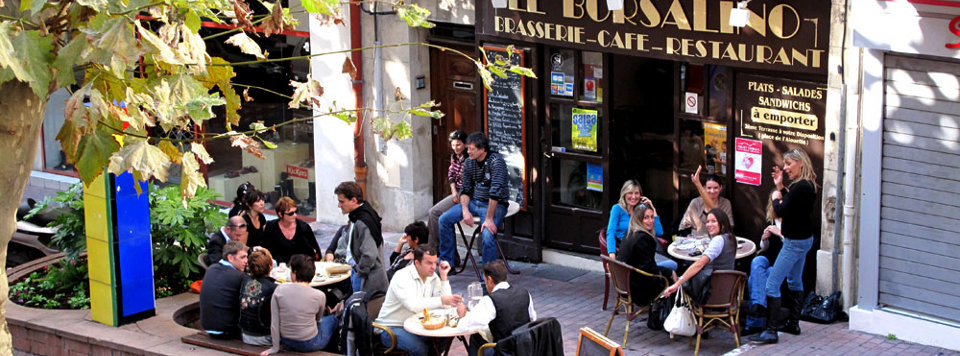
left=783, top=148, right=819, bottom=193
left=704, top=175, right=723, bottom=188
left=233, top=182, right=255, bottom=207
left=483, top=261, right=508, bottom=284
left=448, top=130, right=467, bottom=143
left=334, top=181, right=364, bottom=203
left=223, top=240, right=247, bottom=258
left=404, top=221, right=429, bottom=244
left=275, top=197, right=296, bottom=216
left=247, top=249, right=273, bottom=277
left=413, top=245, right=437, bottom=262
left=242, top=189, right=264, bottom=210
left=618, top=180, right=643, bottom=212
left=707, top=207, right=733, bottom=236
left=227, top=215, right=246, bottom=229
left=628, top=204, right=656, bottom=236
left=289, top=254, right=315, bottom=283
left=465, top=131, right=489, bottom=152
left=766, top=190, right=779, bottom=223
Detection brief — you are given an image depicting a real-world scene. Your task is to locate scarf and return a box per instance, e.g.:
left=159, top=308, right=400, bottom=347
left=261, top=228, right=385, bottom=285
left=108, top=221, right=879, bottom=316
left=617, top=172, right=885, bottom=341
left=348, top=202, right=383, bottom=247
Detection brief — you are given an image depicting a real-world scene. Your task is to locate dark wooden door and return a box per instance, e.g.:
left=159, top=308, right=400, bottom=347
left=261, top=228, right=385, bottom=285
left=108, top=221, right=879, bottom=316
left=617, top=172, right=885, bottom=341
left=430, top=44, right=479, bottom=203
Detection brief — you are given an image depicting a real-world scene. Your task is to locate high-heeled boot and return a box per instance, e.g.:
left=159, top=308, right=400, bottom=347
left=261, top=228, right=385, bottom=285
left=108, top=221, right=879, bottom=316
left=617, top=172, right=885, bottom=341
left=749, top=296, right=780, bottom=344
left=779, top=290, right=803, bottom=335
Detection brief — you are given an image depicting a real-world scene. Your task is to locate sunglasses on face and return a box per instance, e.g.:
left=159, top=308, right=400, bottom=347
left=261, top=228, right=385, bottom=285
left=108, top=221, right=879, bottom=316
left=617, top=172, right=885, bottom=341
left=282, top=209, right=298, bottom=216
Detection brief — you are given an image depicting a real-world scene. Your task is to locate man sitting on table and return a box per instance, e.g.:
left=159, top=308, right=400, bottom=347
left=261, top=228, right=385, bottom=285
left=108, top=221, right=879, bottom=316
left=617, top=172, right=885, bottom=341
left=375, top=246, right=463, bottom=356
left=200, top=240, right=248, bottom=339
left=456, top=260, right=537, bottom=356
left=204, top=215, right=247, bottom=266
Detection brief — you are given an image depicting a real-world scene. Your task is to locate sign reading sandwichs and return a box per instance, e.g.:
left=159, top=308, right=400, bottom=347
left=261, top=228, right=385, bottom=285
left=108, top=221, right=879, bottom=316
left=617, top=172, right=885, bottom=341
left=479, top=0, right=830, bottom=75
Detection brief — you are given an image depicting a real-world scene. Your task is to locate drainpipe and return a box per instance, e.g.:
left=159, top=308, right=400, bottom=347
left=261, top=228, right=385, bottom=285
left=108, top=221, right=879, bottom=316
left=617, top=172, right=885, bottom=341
left=841, top=50, right=863, bottom=311
left=350, top=2, right=367, bottom=193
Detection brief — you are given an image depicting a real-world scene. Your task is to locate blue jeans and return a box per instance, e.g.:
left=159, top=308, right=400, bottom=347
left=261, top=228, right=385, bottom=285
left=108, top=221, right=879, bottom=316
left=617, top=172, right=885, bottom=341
left=657, top=258, right=678, bottom=271
left=380, top=326, right=430, bottom=356
left=280, top=314, right=339, bottom=352
left=746, top=255, right=773, bottom=328
left=438, top=200, right=508, bottom=267
left=350, top=272, right=362, bottom=292
left=765, top=236, right=813, bottom=298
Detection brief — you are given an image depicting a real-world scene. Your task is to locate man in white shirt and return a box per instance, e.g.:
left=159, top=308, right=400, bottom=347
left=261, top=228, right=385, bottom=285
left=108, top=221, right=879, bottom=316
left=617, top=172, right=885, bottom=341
left=376, top=246, right=463, bottom=356
left=456, top=261, right=537, bottom=356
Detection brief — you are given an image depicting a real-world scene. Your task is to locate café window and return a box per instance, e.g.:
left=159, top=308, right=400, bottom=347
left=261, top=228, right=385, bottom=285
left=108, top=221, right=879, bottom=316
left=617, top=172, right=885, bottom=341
left=676, top=63, right=732, bottom=213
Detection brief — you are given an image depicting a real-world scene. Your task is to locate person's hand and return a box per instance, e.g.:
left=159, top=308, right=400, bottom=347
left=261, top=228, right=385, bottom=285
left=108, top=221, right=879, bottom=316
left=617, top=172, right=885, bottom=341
left=772, top=166, right=784, bottom=189
left=452, top=193, right=461, bottom=204
left=608, top=252, right=616, bottom=260
left=692, top=165, right=702, bottom=184
left=482, top=218, right=498, bottom=235
left=457, top=303, right=467, bottom=317
left=663, top=282, right=680, bottom=297
left=438, top=260, right=452, bottom=279
left=764, top=225, right=781, bottom=239
left=395, top=235, right=408, bottom=253
left=260, top=349, right=271, bottom=356
left=324, top=253, right=335, bottom=262
left=462, top=209, right=475, bottom=227
left=441, top=294, right=464, bottom=306
left=761, top=227, right=772, bottom=241
left=772, top=189, right=782, bottom=201
left=327, top=301, right=344, bottom=315
left=640, top=196, right=656, bottom=214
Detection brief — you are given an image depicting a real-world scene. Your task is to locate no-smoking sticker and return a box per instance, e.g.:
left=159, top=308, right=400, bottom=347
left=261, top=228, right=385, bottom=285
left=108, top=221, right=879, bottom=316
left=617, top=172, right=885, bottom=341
left=684, top=92, right=698, bottom=114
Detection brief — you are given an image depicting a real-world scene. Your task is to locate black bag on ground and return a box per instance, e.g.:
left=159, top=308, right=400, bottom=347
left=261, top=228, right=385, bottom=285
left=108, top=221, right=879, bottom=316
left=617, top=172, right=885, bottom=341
left=647, top=294, right=674, bottom=330
left=800, top=291, right=847, bottom=324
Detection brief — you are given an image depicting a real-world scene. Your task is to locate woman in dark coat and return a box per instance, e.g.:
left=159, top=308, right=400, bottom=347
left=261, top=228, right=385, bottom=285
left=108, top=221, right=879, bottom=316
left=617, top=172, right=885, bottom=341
left=241, top=189, right=268, bottom=248
left=617, top=204, right=677, bottom=305
left=240, top=249, right=277, bottom=345
left=262, top=197, right=322, bottom=264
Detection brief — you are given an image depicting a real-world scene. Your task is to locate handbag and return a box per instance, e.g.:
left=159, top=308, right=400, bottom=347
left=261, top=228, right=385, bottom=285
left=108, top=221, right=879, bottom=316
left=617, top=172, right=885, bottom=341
left=663, top=287, right=697, bottom=336
left=801, top=291, right=847, bottom=324
left=647, top=294, right=673, bottom=331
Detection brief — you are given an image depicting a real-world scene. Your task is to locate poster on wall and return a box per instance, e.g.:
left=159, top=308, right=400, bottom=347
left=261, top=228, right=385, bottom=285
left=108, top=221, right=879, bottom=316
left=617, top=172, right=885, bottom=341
left=703, top=122, right=728, bottom=175
left=572, top=108, right=598, bottom=152
left=586, top=163, right=603, bottom=192
left=734, top=138, right=762, bottom=186
left=733, top=74, right=826, bottom=241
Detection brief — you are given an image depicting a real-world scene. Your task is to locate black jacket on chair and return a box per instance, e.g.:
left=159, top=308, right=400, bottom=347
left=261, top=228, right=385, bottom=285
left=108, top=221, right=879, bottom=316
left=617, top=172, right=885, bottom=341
left=493, top=317, right=563, bottom=356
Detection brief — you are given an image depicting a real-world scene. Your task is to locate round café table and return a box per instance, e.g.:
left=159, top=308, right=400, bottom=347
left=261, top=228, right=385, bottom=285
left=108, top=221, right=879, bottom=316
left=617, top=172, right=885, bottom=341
left=667, top=236, right=756, bottom=262
left=270, top=261, right=352, bottom=287
left=403, top=313, right=479, bottom=356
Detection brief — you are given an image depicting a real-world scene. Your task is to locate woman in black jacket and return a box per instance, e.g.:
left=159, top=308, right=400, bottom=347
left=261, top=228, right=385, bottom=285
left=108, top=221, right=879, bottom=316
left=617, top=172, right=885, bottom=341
left=262, top=197, right=322, bottom=264
left=751, top=148, right=819, bottom=344
left=617, top=204, right=677, bottom=305
left=240, top=249, right=277, bottom=345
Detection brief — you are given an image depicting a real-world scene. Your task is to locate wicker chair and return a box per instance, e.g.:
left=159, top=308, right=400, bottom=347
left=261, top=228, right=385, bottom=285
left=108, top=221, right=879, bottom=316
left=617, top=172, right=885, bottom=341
left=690, top=270, right=747, bottom=356
left=601, top=255, right=670, bottom=347
left=598, top=229, right=611, bottom=311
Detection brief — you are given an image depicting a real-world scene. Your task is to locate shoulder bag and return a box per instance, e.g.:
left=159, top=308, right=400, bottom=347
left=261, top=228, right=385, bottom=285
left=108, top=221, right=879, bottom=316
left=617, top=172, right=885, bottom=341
left=663, top=286, right=697, bottom=336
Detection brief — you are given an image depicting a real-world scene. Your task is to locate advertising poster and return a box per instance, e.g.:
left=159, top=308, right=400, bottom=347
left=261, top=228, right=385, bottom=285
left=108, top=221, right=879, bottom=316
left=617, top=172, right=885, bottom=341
left=734, top=138, right=762, bottom=185
left=703, top=122, right=727, bottom=175
left=586, top=163, right=603, bottom=192
left=572, top=108, right=598, bottom=152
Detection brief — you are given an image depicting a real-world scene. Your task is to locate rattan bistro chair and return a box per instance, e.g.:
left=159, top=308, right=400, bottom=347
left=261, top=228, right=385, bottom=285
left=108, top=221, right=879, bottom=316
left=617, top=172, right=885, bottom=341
left=601, top=255, right=670, bottom=347
left=598, top=229, right=611, bottom=310
left=690, top=270, right=747, bottom=356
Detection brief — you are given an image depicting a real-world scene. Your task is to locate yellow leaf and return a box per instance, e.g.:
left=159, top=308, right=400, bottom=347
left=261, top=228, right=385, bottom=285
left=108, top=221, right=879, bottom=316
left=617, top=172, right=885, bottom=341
left=288, top=75, right=323, bottom=109
left=178, top=24, right=209, bottom=74
left=180, top=152, right=206, bottom=200
left=230, top=134, right=263, bottom=159
left=158, top=140, right=183, bottom=164
left=225, top=33, right=265, bottom=59
left=136, top=21, right=182, bottom=65
left=107, top=138, right=172, bottom=182
left=191, top=142, right=214, bottom=164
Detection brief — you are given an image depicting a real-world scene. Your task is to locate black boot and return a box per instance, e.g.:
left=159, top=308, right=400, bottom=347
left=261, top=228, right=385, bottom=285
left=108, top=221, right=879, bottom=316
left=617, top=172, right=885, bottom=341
left=779, top=290, right=803, bottom=335
left=749, top=296, right=780, bottom=344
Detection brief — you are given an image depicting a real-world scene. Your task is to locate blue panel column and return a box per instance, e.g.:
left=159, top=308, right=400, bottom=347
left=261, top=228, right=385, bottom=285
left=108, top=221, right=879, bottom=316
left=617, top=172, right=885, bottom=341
left=111, top=172, right=156, bottom=324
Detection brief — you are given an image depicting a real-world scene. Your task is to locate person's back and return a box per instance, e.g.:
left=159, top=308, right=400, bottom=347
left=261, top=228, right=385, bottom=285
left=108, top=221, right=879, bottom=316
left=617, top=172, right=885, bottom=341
left=488, top=285, right=532, bottom=341
left=239, top=249, right=277, bottom=345
left=271, top=283, right=325, bottom=341
left=200, top=262, right=245, bottom=337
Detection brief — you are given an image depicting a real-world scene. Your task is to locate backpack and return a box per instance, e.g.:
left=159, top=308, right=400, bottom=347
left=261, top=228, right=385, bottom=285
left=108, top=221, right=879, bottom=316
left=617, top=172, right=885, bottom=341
left=338, top=290, right=384, bottom=356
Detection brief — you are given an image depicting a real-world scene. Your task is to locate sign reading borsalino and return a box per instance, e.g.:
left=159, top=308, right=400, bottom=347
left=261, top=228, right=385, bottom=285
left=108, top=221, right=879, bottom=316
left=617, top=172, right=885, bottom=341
left=478, top=0, right=830, bottom=75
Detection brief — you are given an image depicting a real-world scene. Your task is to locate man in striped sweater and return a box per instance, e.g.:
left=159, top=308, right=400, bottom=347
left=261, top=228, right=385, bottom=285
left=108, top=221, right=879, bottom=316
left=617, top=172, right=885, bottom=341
left=438, top=132, right=510, bottom=270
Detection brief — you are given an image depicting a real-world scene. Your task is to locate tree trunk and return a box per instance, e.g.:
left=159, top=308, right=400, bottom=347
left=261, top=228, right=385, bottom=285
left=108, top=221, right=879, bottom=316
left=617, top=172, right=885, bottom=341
left=0, top=80, right=47, bottom=355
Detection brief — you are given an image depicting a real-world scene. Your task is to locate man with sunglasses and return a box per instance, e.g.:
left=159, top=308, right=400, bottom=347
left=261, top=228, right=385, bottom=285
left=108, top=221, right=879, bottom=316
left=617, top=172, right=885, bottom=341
left=205, top=216, right=249, bottom=266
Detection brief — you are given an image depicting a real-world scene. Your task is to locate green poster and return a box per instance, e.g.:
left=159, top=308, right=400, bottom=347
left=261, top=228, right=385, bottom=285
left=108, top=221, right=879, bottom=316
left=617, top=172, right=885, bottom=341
left=572, top=108, right=598, bottom=152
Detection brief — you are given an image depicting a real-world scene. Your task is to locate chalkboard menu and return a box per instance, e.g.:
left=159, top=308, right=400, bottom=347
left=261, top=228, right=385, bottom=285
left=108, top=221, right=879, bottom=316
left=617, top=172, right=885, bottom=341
left=483, top=45, right=527, bottom=208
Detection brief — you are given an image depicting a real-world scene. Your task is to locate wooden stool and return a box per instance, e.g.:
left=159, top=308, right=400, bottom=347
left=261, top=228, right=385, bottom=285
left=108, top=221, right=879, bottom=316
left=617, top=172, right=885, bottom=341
left=454, top=201, right=521, bottom=279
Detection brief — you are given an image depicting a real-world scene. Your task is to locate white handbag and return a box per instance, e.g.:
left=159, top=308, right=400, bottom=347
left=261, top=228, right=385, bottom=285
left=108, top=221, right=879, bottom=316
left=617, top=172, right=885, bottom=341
left=663, top=286, right=697, bottom=336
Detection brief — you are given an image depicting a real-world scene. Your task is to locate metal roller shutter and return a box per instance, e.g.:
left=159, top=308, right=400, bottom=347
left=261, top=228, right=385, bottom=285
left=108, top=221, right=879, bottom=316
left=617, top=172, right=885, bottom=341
left=880, top=54, right=960, bottom=323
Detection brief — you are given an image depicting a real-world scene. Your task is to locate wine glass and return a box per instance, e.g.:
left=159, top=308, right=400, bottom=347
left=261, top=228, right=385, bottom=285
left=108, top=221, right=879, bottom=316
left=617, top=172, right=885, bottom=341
left=467, top=282, right=484, bottom=310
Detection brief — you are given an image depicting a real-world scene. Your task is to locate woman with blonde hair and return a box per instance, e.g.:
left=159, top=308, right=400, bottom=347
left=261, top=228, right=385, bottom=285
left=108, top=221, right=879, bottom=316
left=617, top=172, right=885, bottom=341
left=617, top=204, right=678, bottom=305
left=605, top=180, right=663, bottom=259
left=751, top=148, right=819, bottom=344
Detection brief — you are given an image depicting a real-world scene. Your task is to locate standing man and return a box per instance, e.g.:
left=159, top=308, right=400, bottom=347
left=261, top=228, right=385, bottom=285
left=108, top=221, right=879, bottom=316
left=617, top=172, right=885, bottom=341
left=205, top=215, right=247, bottom=266
left=200, top=240, right=249, bottom=339
left=375, top=246, right=463, bottom=356
left=438, top=132, right=510, bottom=269
left=456, top=261, right=537, bottom=356
left=327, top=181, right=388, bottom=296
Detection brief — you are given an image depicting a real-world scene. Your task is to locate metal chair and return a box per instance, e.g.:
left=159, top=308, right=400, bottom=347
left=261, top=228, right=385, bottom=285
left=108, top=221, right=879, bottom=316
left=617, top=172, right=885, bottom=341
left=601, top=255, right=670, bottom=347
left=454, top=200, right=521, bottom=279
left=690, top=270, right=747, bottom=356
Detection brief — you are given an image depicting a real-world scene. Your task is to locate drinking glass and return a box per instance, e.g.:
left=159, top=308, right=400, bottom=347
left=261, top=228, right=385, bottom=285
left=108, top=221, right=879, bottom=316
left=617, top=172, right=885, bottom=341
left=467, top=282, right=484, bottom=310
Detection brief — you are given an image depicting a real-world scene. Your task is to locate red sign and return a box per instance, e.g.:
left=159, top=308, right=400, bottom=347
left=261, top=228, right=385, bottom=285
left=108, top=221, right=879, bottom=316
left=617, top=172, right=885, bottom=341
left=286, top=165, right=308, bottom=179
left=734, top=138, right=763, bottom=186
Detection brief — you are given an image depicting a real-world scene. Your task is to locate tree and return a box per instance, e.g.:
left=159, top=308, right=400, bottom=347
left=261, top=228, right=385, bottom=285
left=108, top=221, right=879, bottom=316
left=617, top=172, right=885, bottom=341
left=0, top=0, right=534, bottom=352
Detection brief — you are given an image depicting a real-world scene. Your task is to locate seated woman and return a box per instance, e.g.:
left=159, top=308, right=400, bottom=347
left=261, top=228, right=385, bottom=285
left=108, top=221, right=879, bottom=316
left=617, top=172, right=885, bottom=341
left=240, top=249, right=278, bottom=346
left=679, top=167, right=734, bottom=237
left=260, top=254, right=340, bottom=355
left=744, top=191, right=785, bottom=335
left=229, top=182, right=256, bottom=217
left=387, top=221, right=428, bottom=280
left=263, top=197, right=322, bottom=264
left=617, top=204, right=678, bottom=305
left=241, top=189, right=267, bottom=248
left=663, top=208, right=737, bottom=304
left=606, top=180, right=663, bottom=259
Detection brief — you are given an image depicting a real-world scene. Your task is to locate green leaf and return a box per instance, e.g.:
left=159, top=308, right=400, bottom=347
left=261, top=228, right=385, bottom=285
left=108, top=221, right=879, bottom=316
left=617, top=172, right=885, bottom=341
left=224, top=33, right=264, bottom=59
left=0, top=28, right=54, bottom=98
left=477, top=65, right=494, bottom=91
left=301, top=0, right=338, bottom=16
left=85, top=18, right=139, bottom=78
left=371, top=117, right=392, bottom=140
left=184, top=93, right=226, bottom=123
left=408, top=107, right=434, bottom=117
left=78, top=0, right=109, bottom=11
left=107, top=138, right=173, bottom=182
left=75, top=130, right=121, bottom=185
left=331, top=111, right=356, bottom=124
left=396, top=4, right=435, bottom=29
left=185, top=9, right=202, bottom=33
left=52, top=36, right=85, bottom=89
left=391, top=120, right=412, bottom=140
left=199, top=57, right=239, bottom=125
left=261, top=140, right=277, bottom=149
left=508, top=65, right=537, bottom=78
left=487, top=64, right=507, bottom=78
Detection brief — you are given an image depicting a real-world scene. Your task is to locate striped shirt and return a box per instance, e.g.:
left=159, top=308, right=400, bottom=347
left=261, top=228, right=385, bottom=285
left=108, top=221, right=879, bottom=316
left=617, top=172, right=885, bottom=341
left=448, top=153, right=467, bottom=190
left=460, top=152, right=509, bottom=203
